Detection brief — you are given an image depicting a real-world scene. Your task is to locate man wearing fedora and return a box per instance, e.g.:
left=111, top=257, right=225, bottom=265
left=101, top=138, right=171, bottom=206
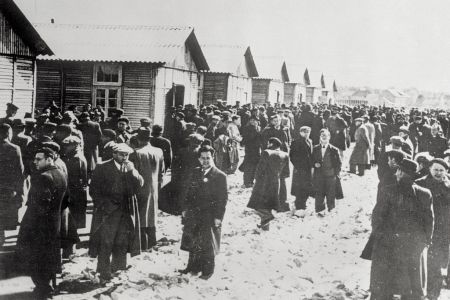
left=129, top=127, right=165, bottom=250
left=370, top=158, right=433, bottom=300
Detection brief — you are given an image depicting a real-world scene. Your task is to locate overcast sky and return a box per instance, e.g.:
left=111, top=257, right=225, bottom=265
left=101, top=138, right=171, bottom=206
left=16, top=0, right=450, bottom=93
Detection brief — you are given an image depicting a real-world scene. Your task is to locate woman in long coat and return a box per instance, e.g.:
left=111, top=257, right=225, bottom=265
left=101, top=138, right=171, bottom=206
left=349, top=119, right=370, bottom=175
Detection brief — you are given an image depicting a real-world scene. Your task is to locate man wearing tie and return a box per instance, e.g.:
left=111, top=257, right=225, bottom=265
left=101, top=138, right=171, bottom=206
left=89, top=143, right=144, bottom=282
left=312, top=129, right=342, bottom=215
left=180, top=145, right=228, bottom=280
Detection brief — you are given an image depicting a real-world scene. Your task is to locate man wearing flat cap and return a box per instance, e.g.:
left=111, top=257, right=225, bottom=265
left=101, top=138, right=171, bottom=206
left=89, top=143, right=144, bottom=282
left=370, top=158, right=433, bottom=299
left=0, top=102, right=19, bottom=126
left=129, top=127, right=165, bottom=250
left=416, top=158, right=450, bottom=299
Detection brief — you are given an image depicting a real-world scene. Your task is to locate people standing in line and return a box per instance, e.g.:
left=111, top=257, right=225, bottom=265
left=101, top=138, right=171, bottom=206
left=312, top=129, right=342, bottom=215
left=180, top=145, right=228, bottom=280
left=247, top=137, right=290, bottom=230
left=89, top=143, right=144, bottom=283
left=370, top=159, right=433, bottom=300
left=290, top=126, right=313, bottom=214
left=15, top=147, right=67, bottom=300
left=0, top=124, right=24, bottom=246
left=415, top=159, right=449, bottom=299
left=129, top=128, right=165, bottom=250
left=349, top=118, right=370, bottom=176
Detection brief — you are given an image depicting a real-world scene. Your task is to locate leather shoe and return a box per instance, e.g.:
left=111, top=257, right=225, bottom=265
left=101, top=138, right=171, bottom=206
left=199, top=272, right=213, bottom=280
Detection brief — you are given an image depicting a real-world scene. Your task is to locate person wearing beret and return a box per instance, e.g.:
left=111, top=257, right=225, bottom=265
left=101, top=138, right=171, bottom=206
left=129, top=128, right=165, bottom=250
left=0, top=123, right=24, bottom=246
left=89, top=143, right=144, bottom=282
left=0, top=102, right=19, bottom=126
left=15, top=147, right=67, bottom=299
left=415, top=158, right=450, bottom=299
left=370, top=159, right=433, bottom=299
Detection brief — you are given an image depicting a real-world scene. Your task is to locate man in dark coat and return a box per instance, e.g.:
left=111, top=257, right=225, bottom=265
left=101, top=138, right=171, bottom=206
left=370, top=159, right=433, bottom=300
left=312, top=129, right=342, bottom=214
left=129, top=128, right=165, bottom=250
left=416, top=159, right=450, bottom=299
left=0, top=124, right=24, bottom=245
left=89, top=143, right=144, bottom=282
left=247, top=138, right=289, bottom=230
left=150, top=124, right=172, bottom=171
left=115, top=117, right=132, bottom=144
left=180, top=145, right=228, bottom=280
left=15, top=147, right=67, bottom=299
left=240, top=117, right=262, bottom=187
left=326, top=110, right=348, bottom=159
left=77, top=112, right=102, bottom=177
left=290, top=126, right=313, bottom=212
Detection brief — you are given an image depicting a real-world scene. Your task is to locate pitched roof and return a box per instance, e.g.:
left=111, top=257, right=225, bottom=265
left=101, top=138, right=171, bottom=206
left=202, top=45, right=258, bottom=77
left=0, top=0, right=52, bottom=55
left=34, top=23, right=209, bottom=69
left=253, top=56, right=288, bottom=81
left=306, top=70, right=324, bottom=87
left=283, top=62, right=307, bottom=83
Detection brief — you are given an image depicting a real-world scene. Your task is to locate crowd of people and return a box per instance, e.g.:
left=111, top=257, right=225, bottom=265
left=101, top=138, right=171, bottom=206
left=0, top=98, right=449, bottom=299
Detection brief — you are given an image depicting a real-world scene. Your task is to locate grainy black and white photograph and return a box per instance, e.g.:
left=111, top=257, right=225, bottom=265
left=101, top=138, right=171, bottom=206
left=0, top=0, right=450, bottom=299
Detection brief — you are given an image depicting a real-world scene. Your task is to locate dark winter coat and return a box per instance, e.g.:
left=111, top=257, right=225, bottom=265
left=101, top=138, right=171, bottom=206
left=15, top=165, right=67, bottom=275
left=77, top=120, right=102, bottom=173
left=240, top=123, right=262, bottom=173
left=247, top=149, right=289, bottom=211
left=0, top=140, right=24, bottom=230
left=150, top=136, right=172, bottom=170
left=370, top=181, right=433, bottom=296
left=130, top=144, right=164, bottom=228
left=88, top=160, right=144, bottom=258
left=290, top=137, right=313, bottom=197
left=181, top=166, right=228, bottom=255
left=326, top=115, right=348, bottom=150
left=428, top=135, right=448, bottom=158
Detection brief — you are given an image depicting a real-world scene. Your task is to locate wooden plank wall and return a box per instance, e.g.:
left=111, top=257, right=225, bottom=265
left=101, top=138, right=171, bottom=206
left=251, top=79, right=269, bottom=104
left=64, top=62, right=92, bottom=109
left=283, top=83, right=295, bottom=104
left=202, top=72, right=228, bottom=105
left=122, top=63, right=157, bottom=129
left=36, top=60, right=61, bottom=112
left=0, top=11, right=34, bottom=57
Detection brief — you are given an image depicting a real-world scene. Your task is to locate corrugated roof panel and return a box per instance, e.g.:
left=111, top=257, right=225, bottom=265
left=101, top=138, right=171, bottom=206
left=33, top=24, right=194, bottom=64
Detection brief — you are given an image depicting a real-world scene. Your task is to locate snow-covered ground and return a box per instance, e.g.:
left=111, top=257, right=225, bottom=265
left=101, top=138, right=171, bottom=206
left=2, top=147, right=449, bottom=299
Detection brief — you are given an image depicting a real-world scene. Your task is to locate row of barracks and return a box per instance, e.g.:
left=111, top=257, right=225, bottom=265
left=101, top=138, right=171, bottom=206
left=0, top=0, right=339, bottom=128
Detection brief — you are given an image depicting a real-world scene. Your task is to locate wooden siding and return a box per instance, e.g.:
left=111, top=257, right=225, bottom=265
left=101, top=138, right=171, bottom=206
left=284, top=83, right=296, bottom=104
left=0, top=11, right=34, bottom=56
left=64, top=62, right=92, bottom=109
left=202, top=72, right=228, bottom=105
left=122, top=63, right=157, bottom=129
left=0, top=55, right=34, bottom=116
left=305, top=86, right=315, bottom=103
left=251, top=78, right=270, bottom=104
left=36, top=60, right=61, bottom=111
